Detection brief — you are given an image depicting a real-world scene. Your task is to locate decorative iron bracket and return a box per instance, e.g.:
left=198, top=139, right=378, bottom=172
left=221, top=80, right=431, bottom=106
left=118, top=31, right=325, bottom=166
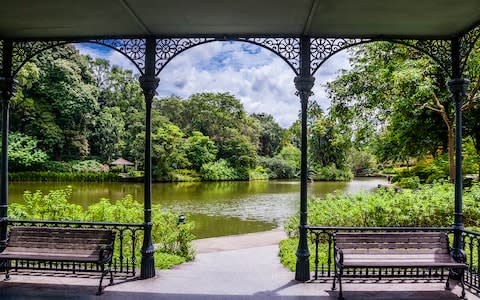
left=0, top=39, right=147, bottom=76
left=310, top=38, right=371, bottom=75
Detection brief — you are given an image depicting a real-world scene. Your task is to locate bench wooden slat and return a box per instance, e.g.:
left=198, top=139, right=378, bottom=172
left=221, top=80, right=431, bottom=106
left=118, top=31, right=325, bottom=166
left=342, top=248, right=449, bottom=254
left=10, top=229, right=114, bottom=239
left=335, top=236, right=444, bottom=243
left=335, top=242, right=448, bottom=249
left=8, top=240, right=111, bottom=250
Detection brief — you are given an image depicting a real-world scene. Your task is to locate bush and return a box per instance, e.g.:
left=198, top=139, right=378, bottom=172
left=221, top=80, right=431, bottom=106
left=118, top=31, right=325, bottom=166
left=397, top=176, right=420, bottom=188
left=311, top=164, right=353, bottom=181
left=10, top=187, right=196, bottom=266
left=258, top=156, right=296, bottom=179
left=38, top=161, right=73, bottom=172
left=71, top=160, right=106, bottom=173
left=200, top=159, right=238, bottom=181
left=280, top=183, right=480, bottom=270
left=248, top=166, right=269, bottom=181
left=9, top=171, right=120, bottom=182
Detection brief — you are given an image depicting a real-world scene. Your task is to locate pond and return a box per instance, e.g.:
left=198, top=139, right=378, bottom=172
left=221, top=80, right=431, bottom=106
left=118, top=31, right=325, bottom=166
left=8, top=178, right=386, bottom=239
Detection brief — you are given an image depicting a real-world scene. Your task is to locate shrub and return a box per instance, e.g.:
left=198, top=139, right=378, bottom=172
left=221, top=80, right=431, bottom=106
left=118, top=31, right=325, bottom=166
left=9, top=171, right=120, bottom=182
left=248, top=166, right=269, bottom=181
left=71, top=160, right=106, bottom=173
left=200, top=159, right=238, bottom=181
left=10, top=187, right=196, bottom=266
left=397, top=176, right=420, bottom=188
left=285, top=183, right=480, bottom=236
left=311, top=164, right=353, bottom=181
left=280, top=183, right=480, bottom=270
left=258, top=156, right=296, bottom=179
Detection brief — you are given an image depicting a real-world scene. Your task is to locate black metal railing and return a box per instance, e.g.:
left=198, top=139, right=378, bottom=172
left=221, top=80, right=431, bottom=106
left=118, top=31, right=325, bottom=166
left=460, top=228, right=480, bottom=291
left=7, top=220, right=144, bottom=277
left=307, top=226, right=480, bottom=292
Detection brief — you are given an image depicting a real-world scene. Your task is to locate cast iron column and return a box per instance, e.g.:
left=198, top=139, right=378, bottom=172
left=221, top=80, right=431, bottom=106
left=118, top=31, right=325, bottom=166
left=0, top=41, right=15, bottom=253
left=140, top=38, right=159, bottom=278
left=295, top=36, right=314, bottom=281
left=448, top=37, right=469, bottom=261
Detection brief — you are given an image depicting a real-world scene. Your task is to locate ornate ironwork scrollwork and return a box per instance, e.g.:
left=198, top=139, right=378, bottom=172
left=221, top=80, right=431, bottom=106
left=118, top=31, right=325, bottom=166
left=238, top=37, right=300, bottom=75
left=92, top=39, right=146, bottom=74
left=12, top=41, right=66, bottom=75
left=460, top=25, right=480, bottom=71
left=395, top=39, right=452, bottom=74
left=155, top=38, right=214, bottom=75
left=310, top=38, right=371, bottom=75
left=9, top=39, right=146, bottom=76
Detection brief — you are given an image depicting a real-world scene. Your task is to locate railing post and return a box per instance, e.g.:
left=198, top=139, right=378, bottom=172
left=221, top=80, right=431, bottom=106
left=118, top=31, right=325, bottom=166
left=139, top=38, right=159, bottom=278
left=0, top=40, right=16, bottom=253
left=295, top=36, right=314, bottom=282
left=447, top=37, right=469, bottom=262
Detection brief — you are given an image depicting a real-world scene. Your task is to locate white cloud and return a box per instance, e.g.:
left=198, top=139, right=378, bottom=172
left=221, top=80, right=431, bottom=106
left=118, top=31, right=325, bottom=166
left=76, top=41, right=351, bottom=128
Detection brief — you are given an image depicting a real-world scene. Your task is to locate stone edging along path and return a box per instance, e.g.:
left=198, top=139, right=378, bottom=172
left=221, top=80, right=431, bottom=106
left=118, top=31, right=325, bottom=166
left=192, top=229, right=288, bottom=253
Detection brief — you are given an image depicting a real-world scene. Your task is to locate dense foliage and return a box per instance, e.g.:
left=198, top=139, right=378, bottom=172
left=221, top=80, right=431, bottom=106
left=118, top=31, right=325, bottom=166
left=10, top=187, right=195, bottom=269
left=279, top=183, right=480, bottom=271
left=328, top=41, right=480, bottom=180
left=8, top=44, right=355, bottom=182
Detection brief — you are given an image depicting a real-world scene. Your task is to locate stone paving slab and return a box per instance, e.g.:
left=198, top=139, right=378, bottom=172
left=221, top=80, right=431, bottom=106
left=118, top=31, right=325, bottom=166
left=0, top=231, right=478, bottom=300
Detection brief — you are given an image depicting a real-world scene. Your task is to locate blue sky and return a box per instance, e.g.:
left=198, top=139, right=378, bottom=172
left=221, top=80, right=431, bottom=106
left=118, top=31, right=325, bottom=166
left=76, top=42, right=350, bottom=128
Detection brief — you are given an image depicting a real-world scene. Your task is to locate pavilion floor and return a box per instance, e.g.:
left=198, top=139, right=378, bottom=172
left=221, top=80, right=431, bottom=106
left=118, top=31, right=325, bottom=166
left=0, top=231, right=478, bottom=300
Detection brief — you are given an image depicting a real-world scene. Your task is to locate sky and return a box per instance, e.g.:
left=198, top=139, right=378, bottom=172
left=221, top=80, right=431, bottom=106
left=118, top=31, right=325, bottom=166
left=76, top=42, right=350, bottom=128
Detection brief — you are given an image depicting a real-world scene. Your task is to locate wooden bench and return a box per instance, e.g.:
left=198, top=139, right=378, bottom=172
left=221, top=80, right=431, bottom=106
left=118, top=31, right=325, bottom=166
left=0, top=226, right=116, bottom=295
left=333, top=232, right=467, bottom=300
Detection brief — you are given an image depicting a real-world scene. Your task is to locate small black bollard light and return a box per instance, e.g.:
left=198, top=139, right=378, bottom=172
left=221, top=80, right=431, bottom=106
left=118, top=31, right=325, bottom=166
left=177, top=213, right=186, bottom=225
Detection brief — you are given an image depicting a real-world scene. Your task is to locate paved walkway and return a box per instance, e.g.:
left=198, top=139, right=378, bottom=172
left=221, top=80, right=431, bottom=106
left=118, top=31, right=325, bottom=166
left=0, top=230, right=478, bottom=299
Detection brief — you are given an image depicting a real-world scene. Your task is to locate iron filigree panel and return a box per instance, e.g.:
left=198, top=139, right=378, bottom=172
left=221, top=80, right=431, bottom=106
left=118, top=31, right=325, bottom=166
left=394, top=39, right=452, bottom=74
left=460, top=25, right=480, bottom=70
left=9, top=39, right=146, bottom=76
left=12, top=41, right=66, bottom=75
left=155, top=38, right=215, bottom=75
left=237, top=37, right=300, bottom=75
left=310, top=38, right=371, bottom=75
left=91, top=39, right=146, bottom=74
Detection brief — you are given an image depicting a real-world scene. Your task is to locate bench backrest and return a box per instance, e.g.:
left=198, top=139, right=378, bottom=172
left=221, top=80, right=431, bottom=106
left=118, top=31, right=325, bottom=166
left=334, top=232, right=449, bottom=254
left=7, top=226, right=115, bottom=255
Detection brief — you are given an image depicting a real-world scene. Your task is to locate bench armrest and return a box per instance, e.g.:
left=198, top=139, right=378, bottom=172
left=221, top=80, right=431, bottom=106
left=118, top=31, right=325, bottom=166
left=99, top=245, right=114, bottom=264
left=334, top=246, right=344, bottom=265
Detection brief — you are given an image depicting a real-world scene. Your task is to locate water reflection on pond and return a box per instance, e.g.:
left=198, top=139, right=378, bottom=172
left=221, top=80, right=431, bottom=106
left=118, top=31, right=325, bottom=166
left=9, top=178, right=386, bottom=238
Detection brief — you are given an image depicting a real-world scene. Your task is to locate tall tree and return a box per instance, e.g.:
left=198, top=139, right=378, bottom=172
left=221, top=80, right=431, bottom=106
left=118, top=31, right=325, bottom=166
left=328, top=42, right=480, bottom=179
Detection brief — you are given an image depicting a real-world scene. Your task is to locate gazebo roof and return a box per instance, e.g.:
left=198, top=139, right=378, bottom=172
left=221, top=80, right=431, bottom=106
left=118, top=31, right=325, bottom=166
left=1, top=0, right=479, bottom=39
left=111, top=158, right=134, bottom=166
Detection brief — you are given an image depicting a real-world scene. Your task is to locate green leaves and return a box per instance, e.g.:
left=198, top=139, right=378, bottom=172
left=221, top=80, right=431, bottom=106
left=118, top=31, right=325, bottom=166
left=3, top=132, right=48, bottom=171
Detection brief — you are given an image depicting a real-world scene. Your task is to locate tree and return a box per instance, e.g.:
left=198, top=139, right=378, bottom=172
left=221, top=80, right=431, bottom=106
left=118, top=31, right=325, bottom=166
left=88, top=107, right=126, bottom=162
left=2, top=132, right=48, bottom=171
left=11, top=45, right=98, bottom=160
left=133, top=122, right=189, bottom=180
left=328, top=42, right=480, bottom=179
left=253, top=113, right=284, bottom=157
left=185, top=131, right=218, bottom=171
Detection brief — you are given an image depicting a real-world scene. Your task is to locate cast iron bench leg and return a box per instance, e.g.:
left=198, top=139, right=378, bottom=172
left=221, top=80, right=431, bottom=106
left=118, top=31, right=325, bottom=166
left=459, top=269, right=466, bottom=299
left=97, top=264, right=106, bottom=295
left=338, top=268, right=345, bottom=300
left=445, top=269, right=451, bottom=290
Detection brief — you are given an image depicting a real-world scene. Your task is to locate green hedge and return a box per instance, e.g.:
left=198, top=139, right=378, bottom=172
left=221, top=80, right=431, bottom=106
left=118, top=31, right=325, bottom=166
left=9, top=171, right=121, bottom=182
left=10, top=187, right=195, bottom=268
left=280, top=183, right=480, bottom=271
